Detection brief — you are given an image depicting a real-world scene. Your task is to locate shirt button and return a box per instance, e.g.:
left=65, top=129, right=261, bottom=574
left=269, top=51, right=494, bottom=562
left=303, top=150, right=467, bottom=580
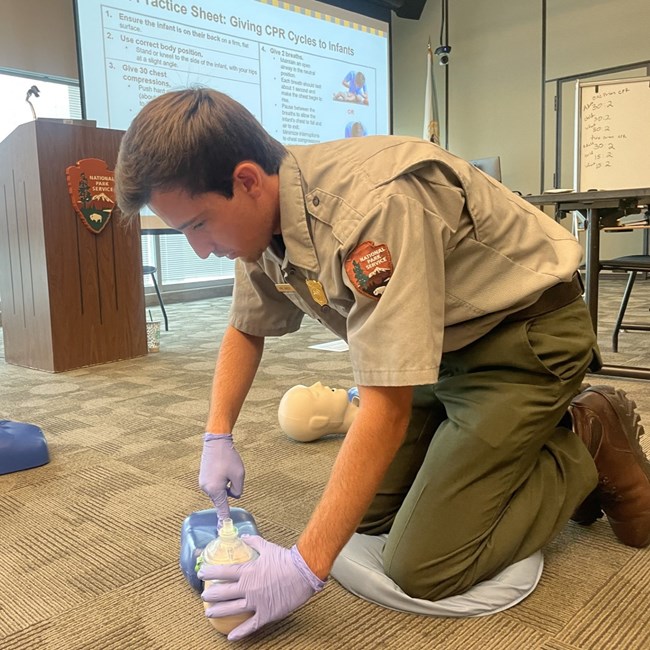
left=312, top=196, right=320, bottom=207
left=321, top=305, right=330, bottom=313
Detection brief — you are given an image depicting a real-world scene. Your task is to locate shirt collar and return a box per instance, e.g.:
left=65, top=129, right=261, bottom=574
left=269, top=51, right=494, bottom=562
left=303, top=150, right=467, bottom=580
left=277, top=151, right=320, bottom=273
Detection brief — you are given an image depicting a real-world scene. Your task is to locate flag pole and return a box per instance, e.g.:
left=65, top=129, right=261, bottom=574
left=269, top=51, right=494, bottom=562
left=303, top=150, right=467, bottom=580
left=423, top=39, right=441, bottom=145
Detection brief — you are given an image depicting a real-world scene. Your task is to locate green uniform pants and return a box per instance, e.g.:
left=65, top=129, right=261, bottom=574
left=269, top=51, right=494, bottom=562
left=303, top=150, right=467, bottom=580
left=358, top=297, right=600, bottom=600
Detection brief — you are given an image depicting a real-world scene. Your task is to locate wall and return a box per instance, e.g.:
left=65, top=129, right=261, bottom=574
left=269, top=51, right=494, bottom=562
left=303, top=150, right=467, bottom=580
left=392, top=0, right=650, bottom=197
left=545, top=0, right=649, bottom=80
left=392, top=0, right=541, bottom=194
left=1, top=0, right=648, bottom=255
left=0, top=0, right=78, bottom=79
left=4, top=0, right=647, bottom=191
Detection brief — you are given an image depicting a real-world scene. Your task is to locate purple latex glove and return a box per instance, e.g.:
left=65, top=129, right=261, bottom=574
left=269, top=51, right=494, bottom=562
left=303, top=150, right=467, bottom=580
left=198, top=536, right=326, bottom=640
left=198, top=433, right=244, bottom=525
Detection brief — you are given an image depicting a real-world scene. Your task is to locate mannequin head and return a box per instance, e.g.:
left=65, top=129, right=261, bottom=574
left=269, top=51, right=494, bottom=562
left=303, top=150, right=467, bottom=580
left=278, top=382, right=359, bottom=442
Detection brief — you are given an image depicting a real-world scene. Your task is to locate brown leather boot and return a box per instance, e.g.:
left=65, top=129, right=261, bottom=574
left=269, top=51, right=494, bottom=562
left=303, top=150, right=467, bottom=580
left=569, top=385, right=650, bottom=548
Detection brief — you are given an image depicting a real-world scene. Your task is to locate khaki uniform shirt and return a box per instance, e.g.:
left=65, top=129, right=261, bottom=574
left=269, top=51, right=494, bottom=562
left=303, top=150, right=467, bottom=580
left=229, top=136, right=582, bottom=386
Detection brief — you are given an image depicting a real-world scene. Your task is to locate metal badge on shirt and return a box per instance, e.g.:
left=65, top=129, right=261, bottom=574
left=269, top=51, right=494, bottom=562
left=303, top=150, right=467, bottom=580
left=345, top=241, right=393, bottom=300
left=305, top=279, right=328, bottom=306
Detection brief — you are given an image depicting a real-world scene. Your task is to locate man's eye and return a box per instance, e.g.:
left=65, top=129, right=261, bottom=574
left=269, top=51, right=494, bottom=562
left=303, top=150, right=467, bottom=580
left=193, top=221, right=205, bottom=230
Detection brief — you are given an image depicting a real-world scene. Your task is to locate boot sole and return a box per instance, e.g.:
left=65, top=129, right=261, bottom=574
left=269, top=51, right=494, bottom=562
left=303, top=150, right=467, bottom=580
left=582, top=385, right=650, bottom=547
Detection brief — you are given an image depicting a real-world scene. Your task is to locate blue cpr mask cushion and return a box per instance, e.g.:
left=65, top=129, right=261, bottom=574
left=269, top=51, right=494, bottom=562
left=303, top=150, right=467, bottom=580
left=331, top=533, right=543, bottom=617
left=179, top=507, right=259, bottom=592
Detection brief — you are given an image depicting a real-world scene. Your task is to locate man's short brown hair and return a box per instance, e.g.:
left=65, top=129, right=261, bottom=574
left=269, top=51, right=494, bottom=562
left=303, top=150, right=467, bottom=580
left=115, top=88, right=286, bottom=222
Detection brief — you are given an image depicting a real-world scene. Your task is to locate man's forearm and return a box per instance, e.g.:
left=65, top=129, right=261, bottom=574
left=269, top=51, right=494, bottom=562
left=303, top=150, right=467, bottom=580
left=296, top=385, right=413, bottom=580
left=206, top=325, right=265, bottom=433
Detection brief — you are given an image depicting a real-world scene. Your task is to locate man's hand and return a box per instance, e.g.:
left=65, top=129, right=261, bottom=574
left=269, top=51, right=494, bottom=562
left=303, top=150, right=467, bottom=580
left=198, top=536, right=326, bottom=640
left=198, top=433, right=245, bottom=525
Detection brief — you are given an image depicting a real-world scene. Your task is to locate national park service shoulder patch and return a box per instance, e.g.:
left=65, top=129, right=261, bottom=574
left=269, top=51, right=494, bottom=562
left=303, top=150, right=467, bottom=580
left=345, top=241, right=393, bottom=300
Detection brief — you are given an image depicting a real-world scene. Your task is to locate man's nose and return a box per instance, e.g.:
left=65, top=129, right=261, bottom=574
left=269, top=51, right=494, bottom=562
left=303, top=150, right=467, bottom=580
left=186, top=237, right=212, bottom=260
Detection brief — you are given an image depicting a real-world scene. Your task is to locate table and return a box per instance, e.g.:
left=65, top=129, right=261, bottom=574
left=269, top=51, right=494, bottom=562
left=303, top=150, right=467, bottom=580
left=526, top=188, right=650, bottom=380
left=140, top=214, right=177, bottom=235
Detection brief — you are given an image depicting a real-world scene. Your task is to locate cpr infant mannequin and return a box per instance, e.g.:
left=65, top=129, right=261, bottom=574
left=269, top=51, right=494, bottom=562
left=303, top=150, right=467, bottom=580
left=278, top=382, right=359, bottom=442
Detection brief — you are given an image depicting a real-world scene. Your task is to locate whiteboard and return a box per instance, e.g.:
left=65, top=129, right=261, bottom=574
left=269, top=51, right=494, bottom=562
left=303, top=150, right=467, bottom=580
left=575, top=76, right=650, bottom=191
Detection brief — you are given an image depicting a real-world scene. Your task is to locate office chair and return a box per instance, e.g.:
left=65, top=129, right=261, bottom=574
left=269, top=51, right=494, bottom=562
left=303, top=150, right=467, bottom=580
left=143, top=265, right=169, bottom=331
left=599, top=255, right=650, bottom=352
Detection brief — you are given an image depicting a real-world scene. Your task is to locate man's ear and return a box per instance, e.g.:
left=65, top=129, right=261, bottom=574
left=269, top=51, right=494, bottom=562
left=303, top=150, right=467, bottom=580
left=233, top=162, right=263, bottom=197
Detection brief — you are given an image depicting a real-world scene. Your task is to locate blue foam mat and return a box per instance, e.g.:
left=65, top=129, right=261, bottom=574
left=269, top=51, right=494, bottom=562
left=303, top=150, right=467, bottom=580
left=179, top=507, right=259, bottom=592
left=0, top=420, right=49, bottom=475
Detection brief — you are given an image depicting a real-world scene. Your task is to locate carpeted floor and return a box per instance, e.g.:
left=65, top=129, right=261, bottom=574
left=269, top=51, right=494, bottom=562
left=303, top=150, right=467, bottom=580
left=1, top=276, right=649, bottom=650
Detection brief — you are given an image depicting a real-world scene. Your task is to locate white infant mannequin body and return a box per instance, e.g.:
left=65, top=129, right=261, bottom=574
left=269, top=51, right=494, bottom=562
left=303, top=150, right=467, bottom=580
left=278, top=382, right=359, bottom=442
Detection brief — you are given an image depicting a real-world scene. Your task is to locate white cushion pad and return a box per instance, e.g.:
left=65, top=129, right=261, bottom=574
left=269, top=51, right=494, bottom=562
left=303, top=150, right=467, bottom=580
left=331, top=533, right=543, bottom=617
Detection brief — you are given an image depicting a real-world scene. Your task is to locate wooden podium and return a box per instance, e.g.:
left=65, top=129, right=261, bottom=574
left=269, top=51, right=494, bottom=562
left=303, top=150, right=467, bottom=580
left=0, top=120, right=147, bottom=372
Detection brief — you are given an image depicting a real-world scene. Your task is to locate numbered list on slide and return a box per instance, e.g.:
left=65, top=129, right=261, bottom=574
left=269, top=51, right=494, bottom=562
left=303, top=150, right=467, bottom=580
left=99, top=4, right=382, bottom=143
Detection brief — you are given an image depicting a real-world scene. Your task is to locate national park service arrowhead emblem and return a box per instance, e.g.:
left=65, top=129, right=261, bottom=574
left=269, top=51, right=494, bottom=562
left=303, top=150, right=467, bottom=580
left=345, top=241, right=393, bottom=300
left=66, top=158, right=116, bottom=234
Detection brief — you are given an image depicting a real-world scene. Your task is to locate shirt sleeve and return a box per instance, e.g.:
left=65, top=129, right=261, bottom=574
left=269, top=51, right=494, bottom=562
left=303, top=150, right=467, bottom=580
left=229, top=259, right=305, bottom=337
left=341, top=192, right=457, bottom=387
